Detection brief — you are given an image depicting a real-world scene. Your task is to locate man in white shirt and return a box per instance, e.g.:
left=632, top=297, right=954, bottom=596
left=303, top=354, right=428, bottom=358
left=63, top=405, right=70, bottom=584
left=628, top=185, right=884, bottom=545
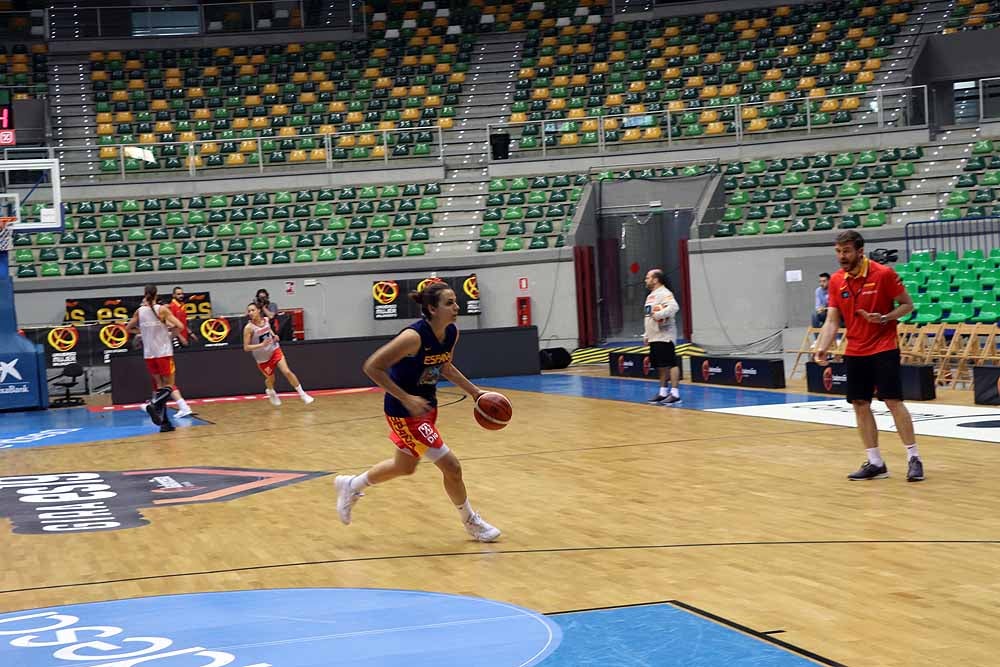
left=643, top=269, right=681, bottom=404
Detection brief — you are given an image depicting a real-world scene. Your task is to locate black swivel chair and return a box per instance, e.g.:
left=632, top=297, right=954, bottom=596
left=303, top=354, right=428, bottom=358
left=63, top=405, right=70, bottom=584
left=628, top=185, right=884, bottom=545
left=50, top=362, right=86, bottom=408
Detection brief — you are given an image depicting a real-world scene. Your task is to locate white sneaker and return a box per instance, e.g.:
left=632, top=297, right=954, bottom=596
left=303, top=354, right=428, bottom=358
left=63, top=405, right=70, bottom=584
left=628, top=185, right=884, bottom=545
left=464, top=512, right=501, bottom=542
left=334, top=475, right=363, bottom=525
left=300, top=393, right=314, bottom=405
left=267, top=390, right=282, bottom=406
left=175, top=407, right=193, bottom=419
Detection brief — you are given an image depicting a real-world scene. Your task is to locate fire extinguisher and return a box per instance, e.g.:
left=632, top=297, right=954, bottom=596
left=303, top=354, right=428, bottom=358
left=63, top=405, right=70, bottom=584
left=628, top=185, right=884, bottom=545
left=516, top=296, right=531, bottom=327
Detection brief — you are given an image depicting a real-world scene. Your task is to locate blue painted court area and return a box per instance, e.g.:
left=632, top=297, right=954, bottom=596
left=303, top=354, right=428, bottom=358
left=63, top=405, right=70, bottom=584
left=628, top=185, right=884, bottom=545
left=0, top=588, right=562, bottom=667
left=540, top=603, right=814, bottom=666
left=478, top=374, right=828, bottom=411
left=0, top=406, right=207, bottom=450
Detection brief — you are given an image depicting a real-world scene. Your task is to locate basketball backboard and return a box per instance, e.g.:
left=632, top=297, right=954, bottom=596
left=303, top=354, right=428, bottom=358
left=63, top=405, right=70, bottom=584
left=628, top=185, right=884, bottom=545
left=0, top=158, right=63, bottom=232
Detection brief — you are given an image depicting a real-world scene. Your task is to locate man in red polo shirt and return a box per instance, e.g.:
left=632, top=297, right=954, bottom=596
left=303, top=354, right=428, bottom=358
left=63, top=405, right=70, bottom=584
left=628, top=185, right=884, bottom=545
left=169, top=286, right=190, bottom=345
left=814, top=231, right=924, bottom=482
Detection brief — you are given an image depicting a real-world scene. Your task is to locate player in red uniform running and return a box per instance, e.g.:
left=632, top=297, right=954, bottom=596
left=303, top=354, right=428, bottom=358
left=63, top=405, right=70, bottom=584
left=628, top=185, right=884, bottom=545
left=242, top=302, right=313, bottom=406
left=334, top=282, right=501, bottom=542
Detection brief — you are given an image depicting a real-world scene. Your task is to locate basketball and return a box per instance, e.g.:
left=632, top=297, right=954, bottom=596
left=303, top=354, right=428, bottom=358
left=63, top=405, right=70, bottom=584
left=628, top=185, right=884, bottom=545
left=474, top=392, right=512, bottom=430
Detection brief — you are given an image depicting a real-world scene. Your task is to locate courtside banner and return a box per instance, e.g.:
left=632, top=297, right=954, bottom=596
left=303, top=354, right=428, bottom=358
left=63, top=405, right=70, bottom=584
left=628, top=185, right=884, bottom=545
left=609, top=352, right=684, bottom=380
left=807, top=362, right=936, bottom=401
left=372, top=274, right=481, bottom=320
left=64, top=292, right=213, bottom=323
left=689, top=355, right=786, bottom=388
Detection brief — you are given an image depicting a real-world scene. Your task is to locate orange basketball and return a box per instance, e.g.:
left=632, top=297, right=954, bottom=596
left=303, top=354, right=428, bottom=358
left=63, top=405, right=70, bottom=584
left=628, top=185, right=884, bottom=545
left=474, top=392, right=512, bottom=430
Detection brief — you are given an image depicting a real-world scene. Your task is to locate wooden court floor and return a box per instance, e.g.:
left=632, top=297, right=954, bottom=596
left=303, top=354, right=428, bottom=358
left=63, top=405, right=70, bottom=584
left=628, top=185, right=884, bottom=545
left=2, top=374, right=1000, bottom=666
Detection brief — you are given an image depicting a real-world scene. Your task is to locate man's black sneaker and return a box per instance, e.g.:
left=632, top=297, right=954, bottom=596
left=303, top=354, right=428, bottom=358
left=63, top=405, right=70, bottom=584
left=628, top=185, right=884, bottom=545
left=648, top=394, right=667, bottom=403
left=847, top=461, right=889, bottom=480
left=907, top=457, right=925, bottom=482
left=145, top=402, right=163, bottom=426
left=661, top=395, right=682, bottom=405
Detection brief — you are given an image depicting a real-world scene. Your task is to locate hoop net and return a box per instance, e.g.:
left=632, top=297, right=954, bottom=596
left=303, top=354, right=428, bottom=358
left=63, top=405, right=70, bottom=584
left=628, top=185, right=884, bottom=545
left=0, top=217, right=14, bottom=253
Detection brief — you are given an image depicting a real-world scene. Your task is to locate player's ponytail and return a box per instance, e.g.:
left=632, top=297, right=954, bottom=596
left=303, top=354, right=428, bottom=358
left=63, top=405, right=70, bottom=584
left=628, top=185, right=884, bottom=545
left=410, top=281, right=450, bottom=320
left=143, top=284, right=158, bottom=306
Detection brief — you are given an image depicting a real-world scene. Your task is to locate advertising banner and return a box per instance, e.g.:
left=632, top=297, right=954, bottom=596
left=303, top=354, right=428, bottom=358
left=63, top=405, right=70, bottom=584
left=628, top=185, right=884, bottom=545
left=690, top=355, right=786, bottom=389
left=372, top=275, right=480, bottom=320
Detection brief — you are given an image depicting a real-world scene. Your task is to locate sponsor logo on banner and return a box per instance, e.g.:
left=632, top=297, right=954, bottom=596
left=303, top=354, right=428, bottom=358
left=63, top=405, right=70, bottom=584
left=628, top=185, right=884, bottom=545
left=372, top=280, right=400, bottom=319
left=46, top=326, right=79, bottom=367
left=0, top=357, right=30, bottom=397
left=642, top=355, right=651, bottom=376
left=64, top=292, right=213, bottom=323
left=99, top=323, right=129, bottom=349
left=734, top=361, right=743, bottom=384
left=200, top=317, right=231, bottom=346
left=823, top=366, right=834, bottom=391
left=701, top=359, right=711, bottom=381
left=618, top=355, right=626, bottom=375
left=416, top=277, right=445, bottom=293
left=0, top=467, right=329, bottom=534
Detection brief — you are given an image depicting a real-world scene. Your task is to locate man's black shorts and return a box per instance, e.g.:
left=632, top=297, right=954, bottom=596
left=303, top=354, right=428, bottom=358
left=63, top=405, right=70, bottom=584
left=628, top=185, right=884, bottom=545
left=648, top=341, right=677, bottom=369
left=844, top=348, right=903, bottom=403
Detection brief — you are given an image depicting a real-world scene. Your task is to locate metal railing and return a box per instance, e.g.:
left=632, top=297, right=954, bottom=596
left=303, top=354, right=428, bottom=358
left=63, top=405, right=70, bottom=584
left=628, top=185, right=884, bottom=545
left=487, top=84, right=928, bottom=163
left=905, top=217, right=1000, bottom=261
left=47, top=1, right=324, bottom=40
left=3, top=125, right=446, bottom=181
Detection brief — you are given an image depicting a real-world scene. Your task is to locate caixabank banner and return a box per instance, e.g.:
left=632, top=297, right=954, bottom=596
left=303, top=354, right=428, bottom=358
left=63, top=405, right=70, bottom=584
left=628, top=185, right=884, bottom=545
left=63, top=292, right=214, bottom=323
left=690, top=355, right=786, bottom=389
left=372, top=274, right=481, bottom=320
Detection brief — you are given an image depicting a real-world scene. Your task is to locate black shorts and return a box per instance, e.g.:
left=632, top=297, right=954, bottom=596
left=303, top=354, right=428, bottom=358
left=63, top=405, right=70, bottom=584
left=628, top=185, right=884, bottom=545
left=844, top=348, right=903, bottom=403
left=648, top=341, right=677, bottom=369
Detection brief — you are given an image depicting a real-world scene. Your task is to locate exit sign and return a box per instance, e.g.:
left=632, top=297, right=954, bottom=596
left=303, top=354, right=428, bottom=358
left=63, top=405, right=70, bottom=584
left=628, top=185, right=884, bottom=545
left=0, top=90, right=13, bottom=145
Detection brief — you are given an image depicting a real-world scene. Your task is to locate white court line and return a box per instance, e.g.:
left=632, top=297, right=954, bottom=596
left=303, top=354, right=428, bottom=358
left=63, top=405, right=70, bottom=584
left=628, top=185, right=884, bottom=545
left=708, top=399, right=1000, bottom=443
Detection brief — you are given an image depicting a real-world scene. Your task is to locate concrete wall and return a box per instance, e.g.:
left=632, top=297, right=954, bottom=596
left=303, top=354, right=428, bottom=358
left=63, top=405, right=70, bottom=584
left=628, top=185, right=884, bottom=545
left=688, top=226, right=911, bottom=347
left=13, top=258, right=581, bottom=349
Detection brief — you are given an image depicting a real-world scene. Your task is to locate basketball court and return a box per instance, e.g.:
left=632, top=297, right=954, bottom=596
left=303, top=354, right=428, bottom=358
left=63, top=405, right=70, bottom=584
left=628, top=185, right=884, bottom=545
left=2, top=368, right=999, bottom=666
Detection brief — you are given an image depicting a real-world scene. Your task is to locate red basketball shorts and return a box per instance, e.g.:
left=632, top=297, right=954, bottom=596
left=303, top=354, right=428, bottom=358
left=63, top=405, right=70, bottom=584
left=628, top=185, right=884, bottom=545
left=145, top=356, right=175, bottom=377
left=256, top=348, right=284, bottom=377
left=386, top=408, right=447, bottom=459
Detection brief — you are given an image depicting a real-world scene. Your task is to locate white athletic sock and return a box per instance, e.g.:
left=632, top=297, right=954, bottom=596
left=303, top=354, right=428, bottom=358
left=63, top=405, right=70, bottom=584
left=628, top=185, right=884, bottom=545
left=294, top=384, right=308, bottom=397
left=350, top=473, right=371, bottom=493
left=658, top=386, right=669, bottom=397
left=176, top=398, right=190, bottom=412
left=906, top=444, right=920, bottom=461
left=670, top=387, right=680, bottom=398
left=457, top=499, right=474, bottom=522
left=266, top=388, right=277, bottom=395
left=866, top=447, right=884, bottom=466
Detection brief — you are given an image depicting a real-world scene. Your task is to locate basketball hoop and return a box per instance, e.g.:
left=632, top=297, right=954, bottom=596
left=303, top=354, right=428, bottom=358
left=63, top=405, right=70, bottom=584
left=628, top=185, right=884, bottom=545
left=0, top=216, right=14, bottom=253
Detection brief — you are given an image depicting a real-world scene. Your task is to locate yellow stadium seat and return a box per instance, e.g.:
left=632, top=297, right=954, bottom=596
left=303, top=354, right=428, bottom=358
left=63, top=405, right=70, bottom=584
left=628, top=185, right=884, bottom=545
left=667, top=100, right=685, bottom=112
left=686, top=75, right=705, bottom=87
left=424, top=95, right=442, bottom=107
left=627, top=104, right=646, bottom=115
left=548, top=98, right=566, bottom=110
left=320, top=51, right=336, bottom=62
left=289, top=150, right=307, bottom=163
left=864, top=58, right=882, bottom=71
left=739, top=106, right=758, bottom=120
left=346, top=111, right=364, bottom=124
left=531, top=88, right=550, bottom=100
left=226, top=153, right=246, bottom=166
left=699, top=109, right=719, bottom=123
left=559, top=133, right=579, bottom=146
left=767, top=91, right=787, bottom=102
left=154, top=121, right=173, bottom=133
left=705, top=52, right=723, bottom=64
left=271, top=104, right=289, bottom=116
left=187, top=87, right=204, bottom=98
left=740, top=29, right=758, bottom=39
left=96, top=112, right=112, bottom=124
left=192, top=108, right=211, bottom=120
left=111, top=90, right=129, bottom=102
left=628, top=81, right=646, bottom=93
left=89, top=51, right=104, bottom=62
left=581, top=119, right=598, bottom=132
left=278, top=126, right=297, bottom=137
left=622, top=128, right=641, bottom=141
left=186, top=156, right=203, bottom=169
left=592, top=62, right=609, bottom=74
left=855, top=71, right=875, bottom=84
left=813, top=52, right=831, bottom=65
left=319, top=124, right=336, bottom=135
left=336, top=135, right=356, bottom=148
left=737, top=61, right=755, bottom=73
left=199, top=142, right=219, bottom=155
left=439, top=117, right=454, bottom=129
left=114, top=111, right=133, bottom=123
left=251, top=117, right=269, bottom=129
left=202, top=66, right=219, bottom=77
left=747, top=118, right=768, bottom=132
left=402, top=108, right=420, bottom=120
left=642, top=127, right=662, bottom=140
left=782, top=45, right=800, bottom=56
left=797, top=77, right=816, bottom=90
left=840, top=97, right=860, bottom=111
left=91, top=70, right=108, bottom=82
left=179, top=131, right=196, bottom=143
left=808, top=87, right=827, bottom=99
left=239, top=140, right=257, bottom=153
left=358, top=134, right=376, bottom=147
left=604, top=118, right=620, bottom=131
left=733, top=19, right=749, bottom=30
left=700, top=85, right=719, bottom=99
left=764, top=69, right=782, bottom=81
left=151, top=99, right=169, bottom=111
left=509, top=112, right=527, bottom=123
left=310, top=149, right=327, bottom=161
left=99, top=146, right=118, bottom=159
left=820, top=99, right=839, bottom=112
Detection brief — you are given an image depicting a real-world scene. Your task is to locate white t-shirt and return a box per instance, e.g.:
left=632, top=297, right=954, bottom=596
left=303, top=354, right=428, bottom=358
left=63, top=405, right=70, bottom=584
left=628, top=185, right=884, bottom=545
left=248, top=317, right=280, bottom=363
left=137, top=304, right=174, bottom=359
left=644, top=285, right=679, bottom=343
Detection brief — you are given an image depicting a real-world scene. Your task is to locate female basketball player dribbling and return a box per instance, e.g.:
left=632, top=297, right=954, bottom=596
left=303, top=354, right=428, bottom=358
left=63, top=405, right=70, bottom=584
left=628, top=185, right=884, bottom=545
left=335, top=282, right=501, bottom=542
left=242, top=302, right=314, bottom=406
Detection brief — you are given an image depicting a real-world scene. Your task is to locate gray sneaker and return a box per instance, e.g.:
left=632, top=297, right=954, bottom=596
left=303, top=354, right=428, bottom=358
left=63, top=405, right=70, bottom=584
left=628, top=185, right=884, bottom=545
left=847, top=461, right=889, bottom=480
left=907, top=457, right=925, bottom=482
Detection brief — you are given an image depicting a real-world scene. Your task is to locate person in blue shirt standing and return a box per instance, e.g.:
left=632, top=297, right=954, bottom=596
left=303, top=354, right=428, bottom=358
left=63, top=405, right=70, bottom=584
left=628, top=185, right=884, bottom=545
left=334, top=281, right=501, bottom=542
left=812, top=272, right=830, bottom=328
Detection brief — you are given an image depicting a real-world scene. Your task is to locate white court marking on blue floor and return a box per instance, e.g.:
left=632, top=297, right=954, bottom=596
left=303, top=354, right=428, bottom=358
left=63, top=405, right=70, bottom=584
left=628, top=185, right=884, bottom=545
left=0, top=588, right=562, bottom=667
